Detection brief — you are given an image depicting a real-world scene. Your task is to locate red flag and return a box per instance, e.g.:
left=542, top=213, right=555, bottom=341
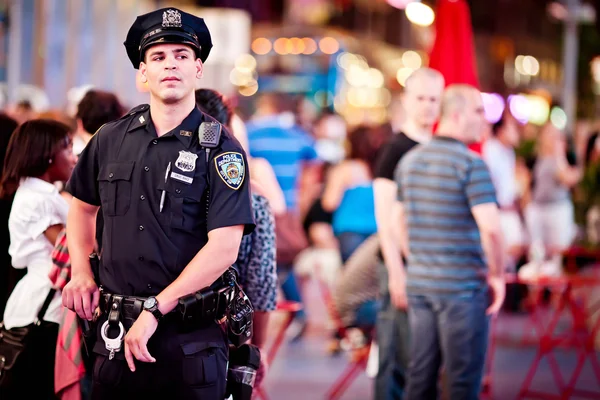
left=428, top=0, right=479, bottom=88
left=428, top=0, right=482, bottom=152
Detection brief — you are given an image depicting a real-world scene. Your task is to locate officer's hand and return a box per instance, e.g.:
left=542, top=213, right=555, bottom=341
left=124, top=311, right=158, bottom=372
left=62, top=272, right=99, bottom=321
left=388, top=274, right=408, bottom=310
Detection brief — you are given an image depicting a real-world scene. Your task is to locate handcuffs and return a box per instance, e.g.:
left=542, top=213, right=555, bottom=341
left=100, top=296, right=126, bottom=360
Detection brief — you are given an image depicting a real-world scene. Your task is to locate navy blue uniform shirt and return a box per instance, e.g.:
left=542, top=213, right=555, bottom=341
left=66, top=104, right=255, bottom=296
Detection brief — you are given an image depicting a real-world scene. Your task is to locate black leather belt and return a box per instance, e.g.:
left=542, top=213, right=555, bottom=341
left=99, top=292, right=147, bottom=330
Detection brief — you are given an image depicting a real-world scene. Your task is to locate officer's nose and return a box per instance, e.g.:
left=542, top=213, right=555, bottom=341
left=164, top=56, right=177, bottom=70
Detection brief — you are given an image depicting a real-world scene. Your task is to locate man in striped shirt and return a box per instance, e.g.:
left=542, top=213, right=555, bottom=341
left=394, top=85, right=505, bottom=400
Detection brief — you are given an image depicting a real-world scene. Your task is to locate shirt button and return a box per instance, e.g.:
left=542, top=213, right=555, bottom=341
left=175, top=188, right=181, bottom=194
left=144, top=166, right=150, bottom=172
left=147, top=284, right=152, bottom=289
left=139, top=225, right=144, bottom=231
left=140, top=195, right=146, bottom=200
left=108, top=172, right=114, bottom=178
left=152, top=140, right=158, bottom=145
left=138, top=256, right=144, bottom=261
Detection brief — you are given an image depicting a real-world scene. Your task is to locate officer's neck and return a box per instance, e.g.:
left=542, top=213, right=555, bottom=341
left=150, top=95, right=196, bottom=137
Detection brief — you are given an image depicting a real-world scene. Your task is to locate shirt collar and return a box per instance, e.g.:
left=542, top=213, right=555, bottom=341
left=20, top=177, right=58, bottom=194
left=434, top=135, right=467, bottom=147
left=127, top=106, right=203, bottom=149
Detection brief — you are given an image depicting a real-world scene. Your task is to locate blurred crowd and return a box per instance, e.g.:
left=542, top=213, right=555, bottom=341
left=0, top=65, right=599, bottom=399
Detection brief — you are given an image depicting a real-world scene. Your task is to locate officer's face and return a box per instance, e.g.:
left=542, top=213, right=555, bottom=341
left=140, top=44, right=203, bottom=104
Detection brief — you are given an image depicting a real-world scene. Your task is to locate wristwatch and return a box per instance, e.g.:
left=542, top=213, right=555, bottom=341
left=143, top=296, right=163, bottom=321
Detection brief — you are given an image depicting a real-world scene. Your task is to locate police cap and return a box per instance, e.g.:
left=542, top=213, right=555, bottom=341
left=124, top=7, right=212, bottom=69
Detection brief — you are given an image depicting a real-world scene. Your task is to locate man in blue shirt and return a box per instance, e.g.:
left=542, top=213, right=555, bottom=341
left=247, top=93, right=320, bottom=338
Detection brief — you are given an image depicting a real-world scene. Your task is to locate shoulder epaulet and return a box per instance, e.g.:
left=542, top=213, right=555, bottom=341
left=122, top=104, right=150, bottom=119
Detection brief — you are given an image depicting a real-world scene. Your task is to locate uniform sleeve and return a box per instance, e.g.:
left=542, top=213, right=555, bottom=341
left=374, top=141, right=402, bottom=180
left=466, top=157, right=497, bottom=208
left=207, top=138, right=256, bottom=235
left=65, top=130, right=101, bottom=206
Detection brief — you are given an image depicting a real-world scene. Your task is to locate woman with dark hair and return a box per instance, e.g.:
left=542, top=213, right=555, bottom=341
left=321, top=125, right=389, bottom=263
left=0, top=119, right=77, bottom=399
left=195, top=88, right=277, bottom=385
left=73, top=90, right=124, bottom=156
left=0, top=113, right=19, bottom=318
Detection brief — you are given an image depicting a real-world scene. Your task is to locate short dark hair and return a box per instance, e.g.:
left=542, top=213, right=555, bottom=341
left=348, top=124, right=391, bottom=174
left=195, top=89, right=233, bottom=126
left=0, top=119, right=72, bottom=199
left=76, top=90, right=124, bottom=134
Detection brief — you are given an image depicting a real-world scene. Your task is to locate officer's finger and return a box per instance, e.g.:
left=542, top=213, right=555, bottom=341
left=62, top=290, right=72, bottom=310
left=81, top=292, right=92, bottom=321
left=139, top=342, right=156, bottom=363
left=124, top=342, right=136, bottom=372
left=91, top=289, right=100, bottom=312
left=73, top=294, right=85, bottom=319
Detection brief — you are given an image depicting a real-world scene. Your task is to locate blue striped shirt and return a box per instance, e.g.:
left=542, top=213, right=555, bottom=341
left=247, top=116, right=318, bottom=211
left=395, top=136, right=497, bottom=295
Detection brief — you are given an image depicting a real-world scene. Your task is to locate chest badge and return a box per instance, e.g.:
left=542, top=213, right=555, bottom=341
left=175, top=151, right=198, bottom=172
left=215, top=152, right=245, bottom=190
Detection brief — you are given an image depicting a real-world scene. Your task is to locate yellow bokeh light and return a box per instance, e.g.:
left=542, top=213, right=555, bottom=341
left=396, top=67, right=414, bottom=86
left=367, top=68, right=385, bottom=88
left=319, top=37, right=340, bottom=55
left=274, top=38, right=292, bottom=55
left=402, top=51, right=422, bottom=69
left=405, top=2, right=435, bottom=27
left=235, top=54, right=257, bottom=72
left=302, top=38, right=317, bottom=54
left=239, top=81, right=259, bottom=97
left=251, top=38, right=272, bottom=55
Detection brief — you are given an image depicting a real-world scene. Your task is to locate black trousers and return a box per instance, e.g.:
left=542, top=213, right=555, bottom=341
left=91, top=317, right=229, bottom=400
left=0, top=321, right=59, bottom=400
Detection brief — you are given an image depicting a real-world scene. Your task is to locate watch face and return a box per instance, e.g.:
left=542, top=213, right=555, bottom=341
left=144, top=297, right=157, bottom=309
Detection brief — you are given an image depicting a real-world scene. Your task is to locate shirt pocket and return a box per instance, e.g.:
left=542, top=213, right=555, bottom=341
left=97, top=162, right=135, bottom=216
left=158, top=178, right=206, bottom=233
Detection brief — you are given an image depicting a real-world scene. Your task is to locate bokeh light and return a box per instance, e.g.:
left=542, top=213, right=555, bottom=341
left=550, top=106, right=568, bottom=130
left=405, top=2, right=435, bottom=27
left=396, top=68, right=414, bottom=86
left=481, top=93, right=505, bottom=124
left=402, top=51, right=422, bottom=69
left=508, top=94, right=530, bottom=124
left=251, top=38, right=272, bottom=55
left=319, top=37, right=340, bottom=54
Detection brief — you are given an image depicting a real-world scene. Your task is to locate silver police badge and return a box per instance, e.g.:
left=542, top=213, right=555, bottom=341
left=175, top=151, right=198, bottom=172
left=162, top=9, right=182, bottom=28
left=215, top=152, right=245, bottom=190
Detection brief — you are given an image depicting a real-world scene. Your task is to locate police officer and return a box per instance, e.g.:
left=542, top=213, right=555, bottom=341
left=62, top=7, right=255, bottom=399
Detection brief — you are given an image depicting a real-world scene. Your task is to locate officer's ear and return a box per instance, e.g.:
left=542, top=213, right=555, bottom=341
left=195, top=58, right=203, bottom=80
left=139, top=63, right=148, bottom=83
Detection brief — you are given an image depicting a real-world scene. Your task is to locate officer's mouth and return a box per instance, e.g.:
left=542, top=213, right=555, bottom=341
left=161, top=77, right=181, bottom=83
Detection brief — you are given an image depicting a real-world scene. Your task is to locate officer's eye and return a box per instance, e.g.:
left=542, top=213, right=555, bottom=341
left=177, top=55, right=188, bottom=59
left=153, top=56, right=164, bottom=61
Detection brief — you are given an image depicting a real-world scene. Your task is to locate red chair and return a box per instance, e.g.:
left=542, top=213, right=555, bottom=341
left=254, top=300, right=303, bottom=400
left=315, top=269, right=373, bottom=400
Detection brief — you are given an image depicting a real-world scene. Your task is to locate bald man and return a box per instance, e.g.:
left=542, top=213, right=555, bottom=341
left=373, top=67, right=444, bottom=399
left=394, top=85, right=505, bottom=400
